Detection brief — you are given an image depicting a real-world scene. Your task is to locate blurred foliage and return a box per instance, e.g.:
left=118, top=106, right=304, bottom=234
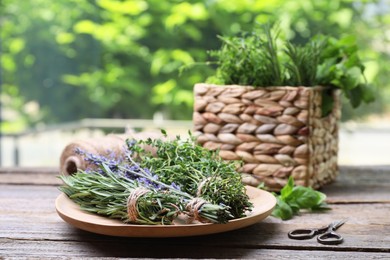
left=0, top=0, right=389, bottom=131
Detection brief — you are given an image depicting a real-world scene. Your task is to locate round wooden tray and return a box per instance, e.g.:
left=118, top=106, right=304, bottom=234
left=55, top=186, right=276, bottom=237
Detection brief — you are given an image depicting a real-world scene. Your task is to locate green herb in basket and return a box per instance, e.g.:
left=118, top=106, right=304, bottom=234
left=206, top=23, right=374, bottom=115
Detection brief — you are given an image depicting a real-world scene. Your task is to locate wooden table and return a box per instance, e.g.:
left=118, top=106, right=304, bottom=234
left=1, top=166, right=389, bottom=259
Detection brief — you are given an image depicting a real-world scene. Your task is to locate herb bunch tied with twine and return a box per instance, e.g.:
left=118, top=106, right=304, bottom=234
left=59, top=131, right=252, bottom=225
left=128, top=130, right=253, bottom=219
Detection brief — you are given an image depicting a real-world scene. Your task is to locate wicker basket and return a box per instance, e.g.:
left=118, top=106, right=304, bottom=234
left=193, top=83, right=341, bottom=191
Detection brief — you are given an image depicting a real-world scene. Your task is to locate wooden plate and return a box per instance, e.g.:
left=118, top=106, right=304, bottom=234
left=55, top=186, right=276, bottom=237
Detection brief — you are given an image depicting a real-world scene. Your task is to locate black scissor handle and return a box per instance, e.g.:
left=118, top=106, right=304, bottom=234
left=288, top=229, right=317, bottom=240
left=317, top=231, right=343, bottom=245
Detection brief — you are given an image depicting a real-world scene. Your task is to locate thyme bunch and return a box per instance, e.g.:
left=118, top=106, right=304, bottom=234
left=127, top=131, right=253, bottom=219
left=208, top=32, right=275, bottom=86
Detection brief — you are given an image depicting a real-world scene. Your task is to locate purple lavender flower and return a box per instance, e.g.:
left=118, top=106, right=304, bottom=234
left=170, top=182, right=181, bottom=191
left=74, top=146, right=182, bottom=192
left=137, top=177, right=162, bottom=190
left=122, top=164, right=164, bottom=190
left=122, top=164, right=141, bottom=180
left=74, top=148, right=124, bottom=173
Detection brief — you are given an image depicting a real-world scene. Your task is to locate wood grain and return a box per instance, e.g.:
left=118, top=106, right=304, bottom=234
left=1, top=166, right=390, bottom=258
left=2, top=239, right=390, bottom=259
left=0, top=167, right=60, bottom=185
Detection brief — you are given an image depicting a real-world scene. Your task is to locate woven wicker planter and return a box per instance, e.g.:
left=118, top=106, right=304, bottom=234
left=193, top=83, right=341, bottom=191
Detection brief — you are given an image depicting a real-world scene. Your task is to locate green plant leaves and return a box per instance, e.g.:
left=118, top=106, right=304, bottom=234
left=127, top=132, right=253, bottom=219
left=273, top=198, right=293, bottom=220
left=284, top=38, right=324, bottom=86
left=208, top=26, right=374, bottom=114
left=320, top=89, right=335, bottom=117
left=317, top=35, right=375, bottom=111
left=208, top=35, right=269, bottom=86
left=271, top=177, right=330, bottom=220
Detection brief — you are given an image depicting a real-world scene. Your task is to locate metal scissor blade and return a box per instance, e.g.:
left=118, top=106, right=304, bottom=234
left=331, top=218, right=348, bottom=230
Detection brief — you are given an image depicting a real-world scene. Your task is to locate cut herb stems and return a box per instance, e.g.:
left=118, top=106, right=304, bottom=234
left=59, top=131, right=253, bottom=225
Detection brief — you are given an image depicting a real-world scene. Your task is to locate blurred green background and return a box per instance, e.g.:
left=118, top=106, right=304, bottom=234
left=1, top=0, right=389, bottom=133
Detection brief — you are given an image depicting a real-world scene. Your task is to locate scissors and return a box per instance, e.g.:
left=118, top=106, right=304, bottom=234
left=288, top=219, right=347, bottom=245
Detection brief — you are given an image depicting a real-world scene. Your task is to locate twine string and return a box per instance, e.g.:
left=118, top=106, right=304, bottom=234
left=196, top=177, right=212, bottom=197
left=186, top=197, right=207, bottom=222
left=127, top=187, right=150, bottom=223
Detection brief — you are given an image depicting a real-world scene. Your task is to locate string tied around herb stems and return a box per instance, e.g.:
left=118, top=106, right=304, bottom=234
left=127, top=187, right=150, bottom=223
left=186, top=197, right=208, bottom=222
left=196, top=177, right=213, bottom=197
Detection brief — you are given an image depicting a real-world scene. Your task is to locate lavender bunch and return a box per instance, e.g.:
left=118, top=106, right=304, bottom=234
left=60, top=161, right=233, bottom=225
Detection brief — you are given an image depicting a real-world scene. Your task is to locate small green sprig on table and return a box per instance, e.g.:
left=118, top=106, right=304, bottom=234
left=270, top=177, right=330, bottom=220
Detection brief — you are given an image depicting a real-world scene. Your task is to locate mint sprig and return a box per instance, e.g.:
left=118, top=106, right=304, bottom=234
left=271, top=177, right=330, bottom=220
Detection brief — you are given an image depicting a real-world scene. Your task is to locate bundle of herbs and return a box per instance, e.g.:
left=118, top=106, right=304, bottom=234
left=206, top=24, right=374, bottom=115
left=59, top=131, right=252, bottom=225
left=127, top=130, right=253, bottom=219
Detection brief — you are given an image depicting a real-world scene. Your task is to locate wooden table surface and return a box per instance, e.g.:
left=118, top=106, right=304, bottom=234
left=1, top=166, right=389, bottom=259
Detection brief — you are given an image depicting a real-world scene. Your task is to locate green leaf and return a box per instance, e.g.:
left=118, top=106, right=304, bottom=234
left=360, top=83, right=376, bottom=103
left=289, top=186, right=325, bottom=209
left=271, top=176, right=330, bottom=220
left=272, top=198, right=293, bottom=220
left=321, top=90, right=334, bottom=117
left=345, top=87, right=363, bottom=108
left=280, top=176, right=294, bottom=200
left=338, top=35, right=357, bottom=47
left=343, top=67, right=362, bottom=90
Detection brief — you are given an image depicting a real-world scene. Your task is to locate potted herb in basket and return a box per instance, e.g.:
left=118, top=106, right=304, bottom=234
left=193, top=24, right=374, bottom=191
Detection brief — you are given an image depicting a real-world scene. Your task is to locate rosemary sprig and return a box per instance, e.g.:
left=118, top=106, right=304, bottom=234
left=60, top=171, right=184, bottom=225
left=262, top=23, right=282, bottom=86
left=284, top=39, right=325, bottom=86
left=60, top=164, right=233, bottom=225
